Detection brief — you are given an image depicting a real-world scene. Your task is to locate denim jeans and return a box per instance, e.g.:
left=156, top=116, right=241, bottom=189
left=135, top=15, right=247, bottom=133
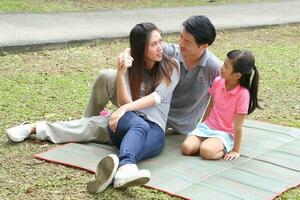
left=108, top=111, right=165, bottom=166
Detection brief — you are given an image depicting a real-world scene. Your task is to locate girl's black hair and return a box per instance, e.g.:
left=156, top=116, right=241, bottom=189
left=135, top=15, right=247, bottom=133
left=227, top=50, right=262, bottom=114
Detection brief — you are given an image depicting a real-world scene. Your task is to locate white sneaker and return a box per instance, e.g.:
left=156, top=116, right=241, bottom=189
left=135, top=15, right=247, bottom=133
left=87, top=154, right=119, bottom=193
left=5, top=122, right=33, bottom=142
left=114, top=164, right=150, bottom=189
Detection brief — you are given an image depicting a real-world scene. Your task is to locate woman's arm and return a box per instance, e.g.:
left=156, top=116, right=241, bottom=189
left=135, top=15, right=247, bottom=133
left=116, top=70, right=132, bottom=106
left=224, top=114, right=246, bottom=160
left=116, top=55, right=134, bottom=106
left=109, top=93, right=157, bottom=132
left=110, top=59, right=180, bottom=132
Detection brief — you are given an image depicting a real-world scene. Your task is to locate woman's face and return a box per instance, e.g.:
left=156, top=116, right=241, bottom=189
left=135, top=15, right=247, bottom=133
left=144, top=30, right=163, bottom=68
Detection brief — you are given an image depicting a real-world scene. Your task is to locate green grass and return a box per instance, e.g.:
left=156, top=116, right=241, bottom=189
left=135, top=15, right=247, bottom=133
left=0, top=0, right=277, bottom=13
left=1, top=25, right=300, bottom=199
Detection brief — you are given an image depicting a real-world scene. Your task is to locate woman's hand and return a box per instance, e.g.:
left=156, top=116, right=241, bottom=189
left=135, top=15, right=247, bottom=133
left=117, top=53, right=133, bottom=74
left=224, top=151, right=240, bottom=160
left=108, top=106, right=127, bottom=132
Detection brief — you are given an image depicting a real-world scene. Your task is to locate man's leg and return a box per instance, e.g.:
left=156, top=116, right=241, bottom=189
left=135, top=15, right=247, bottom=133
left=84, top=69, right=117, bottom=117
left=35, top=116, right=112, bottom=144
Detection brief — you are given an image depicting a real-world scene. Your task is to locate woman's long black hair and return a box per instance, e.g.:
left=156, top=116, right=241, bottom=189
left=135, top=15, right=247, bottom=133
left=128, top=22, right=177, bottom=101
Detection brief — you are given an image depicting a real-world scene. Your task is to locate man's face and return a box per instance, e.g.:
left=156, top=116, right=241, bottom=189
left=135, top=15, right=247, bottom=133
left=179, top=29, right=207, bottom=58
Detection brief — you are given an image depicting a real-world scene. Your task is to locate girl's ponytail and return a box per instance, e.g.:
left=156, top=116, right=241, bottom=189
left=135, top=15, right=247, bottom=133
left=248, top=65, right=261, bottom=114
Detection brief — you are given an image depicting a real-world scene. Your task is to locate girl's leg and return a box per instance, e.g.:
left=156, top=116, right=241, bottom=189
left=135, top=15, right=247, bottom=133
left=181, top=135, right=204, bottom=156
left=199, top=137, right=225, bottom=160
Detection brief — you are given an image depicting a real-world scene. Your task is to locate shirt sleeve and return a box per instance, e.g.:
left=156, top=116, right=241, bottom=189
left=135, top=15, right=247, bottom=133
left=236, top=89, right=250, bottom=114
left=208, top=76, right=221, bottom=97
left=163, top=43, right=180, bottom=59
left=152, top=59, right=180, bottom=104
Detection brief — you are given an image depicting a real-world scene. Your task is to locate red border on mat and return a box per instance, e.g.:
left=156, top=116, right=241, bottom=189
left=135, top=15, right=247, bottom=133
left=33, top=143, right=190, bottom=200
left=272, top=184, right=300, bottom=200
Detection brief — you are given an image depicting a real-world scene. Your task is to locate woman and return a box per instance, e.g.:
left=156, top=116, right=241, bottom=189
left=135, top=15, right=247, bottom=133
left=87, top=22, right=180, bottom=193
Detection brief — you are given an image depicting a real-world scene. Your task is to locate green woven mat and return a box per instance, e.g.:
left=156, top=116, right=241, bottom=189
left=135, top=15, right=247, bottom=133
left=34, top=120, right=300, bottom=200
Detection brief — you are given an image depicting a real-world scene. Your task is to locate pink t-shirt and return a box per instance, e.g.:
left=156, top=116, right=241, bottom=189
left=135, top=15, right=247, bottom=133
left=204, top=76, right=249, bottom=136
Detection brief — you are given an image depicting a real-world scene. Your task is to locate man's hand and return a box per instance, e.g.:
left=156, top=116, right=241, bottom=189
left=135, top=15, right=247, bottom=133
left=224, top=151, right=240, bottom=160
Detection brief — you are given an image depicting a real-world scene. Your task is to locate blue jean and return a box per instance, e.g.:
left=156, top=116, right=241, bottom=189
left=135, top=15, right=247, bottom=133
left=108, top=111, right=165, bottom=166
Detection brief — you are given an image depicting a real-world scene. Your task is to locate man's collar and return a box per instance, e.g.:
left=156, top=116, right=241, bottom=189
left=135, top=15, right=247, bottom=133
left=179, top=49, right=209, bottom=69
left=199, top=49, right=209, bottom=67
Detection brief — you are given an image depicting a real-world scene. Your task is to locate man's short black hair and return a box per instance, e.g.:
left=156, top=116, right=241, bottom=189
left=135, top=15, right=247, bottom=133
left=183, top=15, right=216, bottom=46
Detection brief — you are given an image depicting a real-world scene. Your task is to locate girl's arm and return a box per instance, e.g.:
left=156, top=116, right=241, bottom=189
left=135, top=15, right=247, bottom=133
left=224, top=113, right=246, bottom=160
left=201, top=96, right=213, bottom=122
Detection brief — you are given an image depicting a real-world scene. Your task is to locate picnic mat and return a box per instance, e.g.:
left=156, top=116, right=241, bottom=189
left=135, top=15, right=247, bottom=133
left=34, top=120, right=300, bottom=200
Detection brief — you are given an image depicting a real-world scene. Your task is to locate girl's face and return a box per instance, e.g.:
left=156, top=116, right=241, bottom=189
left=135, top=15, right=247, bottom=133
left=144, top=30, right=163, bottom=68
left=220, top=57, right=236, bottom=80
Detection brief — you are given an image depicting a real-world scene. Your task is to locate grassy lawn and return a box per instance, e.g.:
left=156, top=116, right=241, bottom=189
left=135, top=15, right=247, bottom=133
left=0, top=25, right=299, bottom=199
left=0, top=0, right=278, bottom=13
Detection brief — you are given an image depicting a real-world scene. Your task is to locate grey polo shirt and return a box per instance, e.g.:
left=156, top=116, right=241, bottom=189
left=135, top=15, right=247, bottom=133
left=164, top=43, right=222, bottom=134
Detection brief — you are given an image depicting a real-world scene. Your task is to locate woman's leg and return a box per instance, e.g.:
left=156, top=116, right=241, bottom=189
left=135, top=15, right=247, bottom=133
left=134, top=121, right=165, bottom=163
left=108, top=111, right=152, bottom=166
left=199, top=137, right=225, bottom=160
left=108, top=112, right=164, bottom=188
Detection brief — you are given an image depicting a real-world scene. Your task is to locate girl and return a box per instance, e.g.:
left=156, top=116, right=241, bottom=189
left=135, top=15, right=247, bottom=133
left=87, top=23, right=180, bottom=193
left=181, top=50, right=260, bottom=160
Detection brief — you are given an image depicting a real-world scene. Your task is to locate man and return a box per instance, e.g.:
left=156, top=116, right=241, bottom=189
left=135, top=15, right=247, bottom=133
left=84, top=15, right=222, bottom=135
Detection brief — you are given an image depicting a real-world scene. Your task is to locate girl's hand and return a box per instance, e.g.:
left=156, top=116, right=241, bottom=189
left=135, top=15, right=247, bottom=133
left=224, top=151, right=240, bottom=160
left=108, top=107, right=127, bottom=132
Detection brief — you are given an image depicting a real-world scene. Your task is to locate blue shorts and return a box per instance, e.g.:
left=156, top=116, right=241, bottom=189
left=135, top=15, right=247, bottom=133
left=188, top=123, right=234, bottom=153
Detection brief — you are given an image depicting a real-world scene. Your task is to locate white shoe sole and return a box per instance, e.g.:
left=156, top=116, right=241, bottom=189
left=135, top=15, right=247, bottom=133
left=114, top=169, right=150, bottom=189
left=87, top=154, right=119, bottom=193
